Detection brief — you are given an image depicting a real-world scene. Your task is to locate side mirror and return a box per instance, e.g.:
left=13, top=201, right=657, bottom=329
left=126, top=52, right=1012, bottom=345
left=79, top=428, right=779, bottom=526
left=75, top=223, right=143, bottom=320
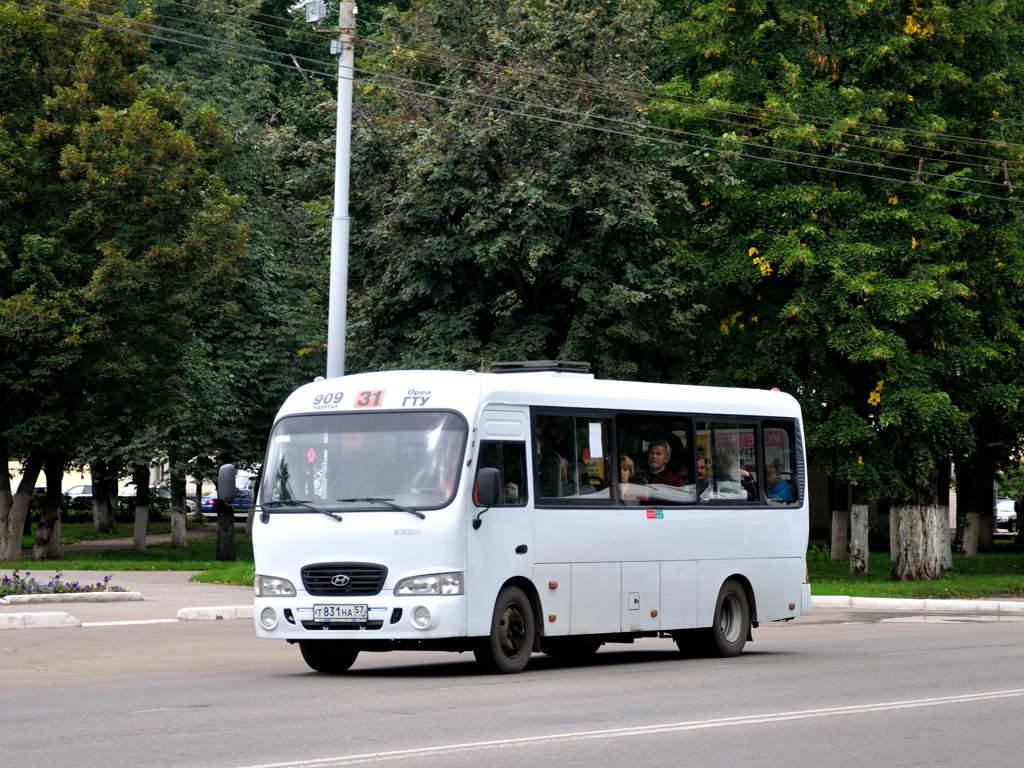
left=476, top=467, right=502, bottom=508
left=217, top=464, right=237, bottom=505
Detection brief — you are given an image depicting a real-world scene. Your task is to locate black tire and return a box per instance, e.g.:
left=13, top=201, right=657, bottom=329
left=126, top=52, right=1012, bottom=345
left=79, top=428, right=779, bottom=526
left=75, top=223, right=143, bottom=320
left=473, top=585, right=535, bottom=674
left=298, top=640, right=359, bottom=673
left=700, top=578, right=750, bottom=657
left=540, top=637, right=602, bottom=658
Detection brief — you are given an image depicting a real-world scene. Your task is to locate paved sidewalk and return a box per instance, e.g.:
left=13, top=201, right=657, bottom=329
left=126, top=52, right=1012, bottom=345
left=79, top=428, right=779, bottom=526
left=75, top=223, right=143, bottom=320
left=4, top=527, right=1024, bottom=630
left=5, top=573, right=1024, bottom=631
left=2, top=526, right=253, bottom=630
left=1, top=569, right=253, bottom=629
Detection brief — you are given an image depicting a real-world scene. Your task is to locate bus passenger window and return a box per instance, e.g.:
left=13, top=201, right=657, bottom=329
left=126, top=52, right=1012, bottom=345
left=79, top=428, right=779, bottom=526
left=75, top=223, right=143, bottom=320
left=763, top=421, right=799, bottom=503
left=698, top=422, right=759, bottom=502
left=535, top=414, right=612, bottom=501
left=477, top=442, right=527, bottom=506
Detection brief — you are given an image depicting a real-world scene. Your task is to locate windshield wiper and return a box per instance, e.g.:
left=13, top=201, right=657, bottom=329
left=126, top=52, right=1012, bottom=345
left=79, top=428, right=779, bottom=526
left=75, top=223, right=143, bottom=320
left=262, top=499, right=342, bottom=522
left=337, top=497, right=427, bottom=519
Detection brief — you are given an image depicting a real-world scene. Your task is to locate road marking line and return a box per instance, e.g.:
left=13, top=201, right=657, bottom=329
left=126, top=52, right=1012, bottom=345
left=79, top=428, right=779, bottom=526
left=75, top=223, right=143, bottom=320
left=235, top=688, right=1024, bottom=768
left=80, top=619, right=179, bottom=627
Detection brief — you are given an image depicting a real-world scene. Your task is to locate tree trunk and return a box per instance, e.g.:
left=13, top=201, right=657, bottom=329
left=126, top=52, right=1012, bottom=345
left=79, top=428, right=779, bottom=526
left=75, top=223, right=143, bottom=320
left=90, top=460, right=119, bottom=534
left=132, top=465, right=150, bottom=553
left=168, top=452, right=188, bottom=549
left=0, top=452, right=43, bottom=561
left=957, top=453, right=994, bottom=557
left=216, top=497, right=236, bottom=561
left=33, top=456, right=65, bottom=560
left=962, top=510, right=982, bottom=558
left=890, top=473, right=951, bottom=581
left=829, top=478, right=849, bottom=562
left=936, top=459, right=953, bottom=571
left=849, top=484, right=869, bottom=575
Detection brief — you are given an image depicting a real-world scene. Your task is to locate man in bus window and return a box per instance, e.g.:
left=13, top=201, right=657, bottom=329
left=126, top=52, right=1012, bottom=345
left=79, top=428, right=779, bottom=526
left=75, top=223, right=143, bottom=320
left=537, top=420, right=569, bottom=497
left=641, top=440, right=682, bottom=487
left=697, top=458, right=710, bottom=496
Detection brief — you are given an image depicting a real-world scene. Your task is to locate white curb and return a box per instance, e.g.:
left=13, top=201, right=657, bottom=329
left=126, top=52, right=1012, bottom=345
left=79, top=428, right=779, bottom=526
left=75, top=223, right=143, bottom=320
left=0, top=611, right=81, bottom=630
left=176, top=605, right=254, bottom=621
left=3, top=591, right=145, bottom=604
left=811, top=595, right=1024, bottom=613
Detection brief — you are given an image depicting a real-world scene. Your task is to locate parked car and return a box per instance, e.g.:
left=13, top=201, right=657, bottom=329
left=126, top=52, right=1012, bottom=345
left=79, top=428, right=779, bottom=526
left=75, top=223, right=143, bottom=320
left=200, top=482, right=253, bottom=522
left=63, top=484, right=93, bottom=498
left=122, top=483, right=196, bottom=513
left=200, top=490, right=219, bottom=520
left=996, top=497, right=1018, bottom=533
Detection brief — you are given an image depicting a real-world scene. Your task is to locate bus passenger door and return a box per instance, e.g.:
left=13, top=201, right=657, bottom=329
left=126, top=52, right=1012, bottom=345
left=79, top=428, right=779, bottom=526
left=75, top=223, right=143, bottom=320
left=466, top=410, right=534, bottom=638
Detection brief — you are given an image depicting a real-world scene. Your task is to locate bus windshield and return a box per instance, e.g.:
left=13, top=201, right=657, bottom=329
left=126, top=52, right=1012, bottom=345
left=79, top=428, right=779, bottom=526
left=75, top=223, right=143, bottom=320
left=260, top=411, right=467, bottom=512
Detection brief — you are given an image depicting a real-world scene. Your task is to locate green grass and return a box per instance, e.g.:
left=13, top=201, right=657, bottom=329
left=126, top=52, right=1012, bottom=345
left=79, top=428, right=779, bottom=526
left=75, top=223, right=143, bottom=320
left=5, top=525, right=1024, bottom=598
left=6, top=521, right=254, bottom=586
left=807, top=542, right=1024, bottom=599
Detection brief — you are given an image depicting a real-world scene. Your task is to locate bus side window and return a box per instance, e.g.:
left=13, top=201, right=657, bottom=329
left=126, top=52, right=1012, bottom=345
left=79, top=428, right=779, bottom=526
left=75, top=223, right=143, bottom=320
left=477, top=441, right=527, bottom=506
left=763, top=421, right=799, bottom=503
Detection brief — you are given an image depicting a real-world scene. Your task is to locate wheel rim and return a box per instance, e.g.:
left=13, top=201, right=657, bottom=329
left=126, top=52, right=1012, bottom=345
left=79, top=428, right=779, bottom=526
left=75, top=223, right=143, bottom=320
left=719, top=593, right=742, bottom=643
left=498, top=601, right=528, bottom=659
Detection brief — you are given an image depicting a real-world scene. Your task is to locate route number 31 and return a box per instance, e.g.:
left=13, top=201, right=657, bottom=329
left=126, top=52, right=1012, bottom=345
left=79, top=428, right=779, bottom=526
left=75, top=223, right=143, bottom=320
left=354, top=390, right=385, bottom=408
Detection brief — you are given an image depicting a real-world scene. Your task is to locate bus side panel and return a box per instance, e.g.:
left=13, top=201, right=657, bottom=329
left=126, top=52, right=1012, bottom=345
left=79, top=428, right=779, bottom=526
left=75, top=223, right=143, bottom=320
left=659, top=560, right=699, bottom=630
left=764, top=557, right=807, bottom=621
left=621, top=561, right=661, bottom=632
left=570, top=562, right=621, bottom=635
left=535, top=563, right=572, bottom=637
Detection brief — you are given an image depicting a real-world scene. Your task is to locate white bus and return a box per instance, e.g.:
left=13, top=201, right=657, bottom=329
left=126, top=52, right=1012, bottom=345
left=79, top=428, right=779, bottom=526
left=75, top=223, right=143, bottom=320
left=222, top=361, right=810, bottom=674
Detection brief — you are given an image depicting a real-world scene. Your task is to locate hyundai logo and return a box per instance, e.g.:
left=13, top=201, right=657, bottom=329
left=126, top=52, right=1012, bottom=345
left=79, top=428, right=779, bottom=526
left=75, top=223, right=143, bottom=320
left=331, top=574, right=351, bottom=587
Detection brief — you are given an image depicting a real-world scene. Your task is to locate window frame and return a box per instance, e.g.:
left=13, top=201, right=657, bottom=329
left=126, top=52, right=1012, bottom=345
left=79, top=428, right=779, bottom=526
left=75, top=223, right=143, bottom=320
left=528, top=408, right=803, bottom=509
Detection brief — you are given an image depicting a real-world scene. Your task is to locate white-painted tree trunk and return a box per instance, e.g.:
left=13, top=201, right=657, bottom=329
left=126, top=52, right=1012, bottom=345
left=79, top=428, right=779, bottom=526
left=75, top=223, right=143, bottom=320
left=170, top=505, right=188, bottom=548
left=891, top=502, right=950, bottom=580
left=849, top=503, right=869, bottom=575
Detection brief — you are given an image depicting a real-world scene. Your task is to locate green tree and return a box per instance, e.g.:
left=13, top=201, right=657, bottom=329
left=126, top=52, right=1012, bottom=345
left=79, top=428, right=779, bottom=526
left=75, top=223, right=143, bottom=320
left=655, top=1, right=1024, bottom=577
left=0, top=1, right=247, bottom=559
left=334, top=0, right=700, bottom=380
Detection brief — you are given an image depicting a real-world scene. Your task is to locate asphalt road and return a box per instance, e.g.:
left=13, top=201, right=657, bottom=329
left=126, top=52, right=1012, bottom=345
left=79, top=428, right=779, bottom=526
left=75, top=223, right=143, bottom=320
left=2, top=607, right=1023, bottom=768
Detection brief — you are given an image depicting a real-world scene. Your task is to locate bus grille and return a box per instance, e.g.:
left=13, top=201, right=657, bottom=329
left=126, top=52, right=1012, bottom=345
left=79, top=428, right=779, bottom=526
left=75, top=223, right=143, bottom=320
left=301, top=563, right=388, bottom=596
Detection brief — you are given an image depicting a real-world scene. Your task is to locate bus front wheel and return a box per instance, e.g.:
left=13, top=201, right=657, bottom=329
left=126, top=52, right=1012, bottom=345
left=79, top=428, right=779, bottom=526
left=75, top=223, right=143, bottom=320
left=298, top=640, right=360, bottom=673
left=474, top=585, right=535, bottom=674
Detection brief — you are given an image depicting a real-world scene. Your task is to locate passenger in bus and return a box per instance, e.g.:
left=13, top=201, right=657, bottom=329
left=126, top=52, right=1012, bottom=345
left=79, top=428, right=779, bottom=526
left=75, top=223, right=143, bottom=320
left=765, top=461, right=795, bottom=502
left=640, top=440, right=683, bottom=487
left=619, top=455, right=636, bottom=483
left=537, top=420, right=570, bottom=497
left=713, top=452, right=758, bottom=501
left=697, top=457, right=709, bottom=496
left=573, top=461, right=597, bottom=495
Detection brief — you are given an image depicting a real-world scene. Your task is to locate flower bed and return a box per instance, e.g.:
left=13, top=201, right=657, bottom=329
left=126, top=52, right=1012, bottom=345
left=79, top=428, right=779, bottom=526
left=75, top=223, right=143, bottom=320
left=0, top=570, right=126, bottom=598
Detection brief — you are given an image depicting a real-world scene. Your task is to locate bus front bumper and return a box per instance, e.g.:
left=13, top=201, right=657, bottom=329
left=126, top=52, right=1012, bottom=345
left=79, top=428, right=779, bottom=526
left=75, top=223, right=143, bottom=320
left=253, top=594, right=469, bottom=642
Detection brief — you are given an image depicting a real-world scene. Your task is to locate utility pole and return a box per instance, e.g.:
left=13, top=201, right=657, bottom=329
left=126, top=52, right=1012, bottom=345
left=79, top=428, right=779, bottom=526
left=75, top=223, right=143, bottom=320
left=325, top=1, right=357, bottom=378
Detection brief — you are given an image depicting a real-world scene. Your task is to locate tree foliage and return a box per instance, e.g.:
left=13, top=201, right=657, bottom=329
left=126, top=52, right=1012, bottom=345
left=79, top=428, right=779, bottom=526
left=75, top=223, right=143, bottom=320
left=654, top=1, right=1024, bottom=573
left=0, top=1, right=246, bottom=556
left=656, top=1, right=1024, bottom=495
left=338, top=0, right=701, bottom=380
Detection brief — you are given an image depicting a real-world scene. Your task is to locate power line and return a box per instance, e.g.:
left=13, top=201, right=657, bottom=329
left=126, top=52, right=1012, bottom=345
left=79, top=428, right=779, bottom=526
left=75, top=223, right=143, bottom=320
left=10, top=0, right=1024, bottom=203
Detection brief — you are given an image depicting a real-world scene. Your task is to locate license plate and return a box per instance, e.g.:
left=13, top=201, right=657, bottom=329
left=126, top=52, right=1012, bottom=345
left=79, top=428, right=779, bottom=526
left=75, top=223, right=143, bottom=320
left=313, top=604, right=368, bottom=623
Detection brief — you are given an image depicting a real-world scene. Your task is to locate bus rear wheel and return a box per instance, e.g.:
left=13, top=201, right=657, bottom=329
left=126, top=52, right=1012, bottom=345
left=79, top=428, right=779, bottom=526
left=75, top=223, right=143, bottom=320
left=474, top=585, right=535, bottom=674
left=298, top=640, right=360, bottom=673
left=701, top=578, right=750, bottom=657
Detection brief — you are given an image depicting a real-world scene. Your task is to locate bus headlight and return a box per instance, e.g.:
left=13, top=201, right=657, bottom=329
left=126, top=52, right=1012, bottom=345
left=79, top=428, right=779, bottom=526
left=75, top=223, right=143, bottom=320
left=411, top=606, right=432, bottom=628
left=255, top=575, right=296, bottom=597
left=394, top=572, right=463, bottom=596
